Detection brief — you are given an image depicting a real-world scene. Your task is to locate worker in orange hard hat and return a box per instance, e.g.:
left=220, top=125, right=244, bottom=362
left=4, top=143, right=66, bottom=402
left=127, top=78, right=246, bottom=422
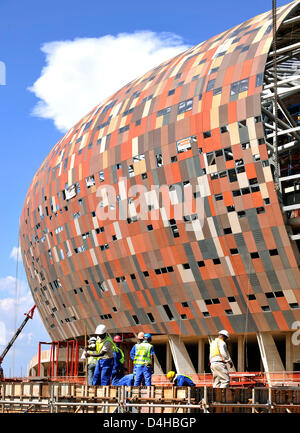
left=209, top=330, right=233, bottom=388
left=130, top=332, right=144, bottom=365
left=130, top=332, right=145, bottom=383
left=133, top=333, right=155, bottom=386
left=111, top=335, right=125, bottom=385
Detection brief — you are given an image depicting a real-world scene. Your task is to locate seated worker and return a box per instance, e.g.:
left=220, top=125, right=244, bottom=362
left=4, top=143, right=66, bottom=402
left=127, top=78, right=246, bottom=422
left=111, top=335, right=125, bottom=385
left=167, top=371, right=195, bottom=386
left=116, top=373, right=135, bottom=386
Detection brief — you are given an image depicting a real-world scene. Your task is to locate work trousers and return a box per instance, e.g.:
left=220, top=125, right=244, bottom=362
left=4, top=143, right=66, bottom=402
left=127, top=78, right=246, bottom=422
left=92, top=358, right=113, bottom=386
left=134, top=365, right=152, bottom=386
left=87, top=363, right=96, bottom=386
left=111, top=366, right=124, bottom=385
left=210, top=361, right=230, bottom=388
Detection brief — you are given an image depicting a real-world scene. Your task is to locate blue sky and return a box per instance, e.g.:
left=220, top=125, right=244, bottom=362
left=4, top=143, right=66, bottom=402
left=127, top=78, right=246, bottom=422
left=0, top=0, right=290, bottom=376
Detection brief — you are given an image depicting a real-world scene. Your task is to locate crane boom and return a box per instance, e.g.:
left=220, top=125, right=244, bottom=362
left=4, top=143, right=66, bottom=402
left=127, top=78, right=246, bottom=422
left=0, top=305, right=36, bottom=364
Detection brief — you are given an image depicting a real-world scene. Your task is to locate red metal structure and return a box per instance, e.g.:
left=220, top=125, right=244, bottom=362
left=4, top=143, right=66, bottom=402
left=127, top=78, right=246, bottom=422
left=37, top=339, right=80, bottom=378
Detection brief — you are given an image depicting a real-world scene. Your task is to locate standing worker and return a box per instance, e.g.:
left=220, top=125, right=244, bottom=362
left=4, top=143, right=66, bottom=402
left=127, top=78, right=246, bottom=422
left=83, top=336, right=99, bottom=386
left=111, top=335, right=125, bottom=385
left=133, top=333, right=155, bottom=386
left=209, top=330, right=233, bottom=388
left=166, top=371, right=195, bottom=386
left=130, top=331, right=144, bottom=368
left=92, top=324, right=117, bottom=386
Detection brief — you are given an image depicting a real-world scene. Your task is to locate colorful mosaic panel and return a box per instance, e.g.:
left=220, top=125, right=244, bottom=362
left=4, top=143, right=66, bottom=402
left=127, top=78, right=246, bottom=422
left=20, top=1, right=300, bottom=341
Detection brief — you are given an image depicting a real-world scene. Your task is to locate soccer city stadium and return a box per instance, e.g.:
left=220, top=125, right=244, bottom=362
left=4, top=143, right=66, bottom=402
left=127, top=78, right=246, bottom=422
left=20, top=0, right=300, bottom=377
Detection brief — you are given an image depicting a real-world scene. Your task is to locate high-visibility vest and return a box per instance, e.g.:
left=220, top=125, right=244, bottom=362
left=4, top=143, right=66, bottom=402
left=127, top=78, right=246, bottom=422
left=87, top=342, right=99, bottom=365
left=117, top=347, right=125, bottom=364
left=209, top=338, right=224, bottom=361
left=98, top=335, right=117, bottom=352
left=94, top=336, right=118, bottom=358
left=134, top=342, right=153, bottom=366
left=174, top=374, right=193, bottom=383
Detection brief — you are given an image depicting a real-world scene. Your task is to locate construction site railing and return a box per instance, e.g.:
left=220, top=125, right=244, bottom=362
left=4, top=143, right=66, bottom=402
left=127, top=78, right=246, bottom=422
left=2, top=382, right=300, bottom=413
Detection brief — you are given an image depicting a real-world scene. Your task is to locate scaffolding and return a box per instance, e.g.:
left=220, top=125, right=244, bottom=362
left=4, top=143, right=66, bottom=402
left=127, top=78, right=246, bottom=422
left=262, top=2, right=300, bottom=244
left=1, top=381, right=300, bottom=414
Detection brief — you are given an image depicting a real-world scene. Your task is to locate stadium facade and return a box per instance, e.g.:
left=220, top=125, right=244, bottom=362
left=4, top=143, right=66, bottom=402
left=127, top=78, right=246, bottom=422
left=20, top=1, right=300, bottom=374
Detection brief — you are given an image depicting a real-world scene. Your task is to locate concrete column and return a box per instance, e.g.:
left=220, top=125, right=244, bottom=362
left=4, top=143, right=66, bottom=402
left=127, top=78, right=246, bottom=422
left=237, top=336, right=245, bottom=372
left=256, top=332, right=285, bottom=385
left=198, top=339, right=204, bottom=373
left=286, top=333, right=293, bottom=371
left=39, top=363, right=45, bottom=377
left=168, top=335, right=196, bottom=375
left=153, top=354, right=164, bottom=375
left=166, top=341, right=172, bottom=373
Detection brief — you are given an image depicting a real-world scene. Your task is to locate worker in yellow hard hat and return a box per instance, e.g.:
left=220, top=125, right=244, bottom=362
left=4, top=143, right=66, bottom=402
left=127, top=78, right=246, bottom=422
left=167, top=371, right=195, bottom=386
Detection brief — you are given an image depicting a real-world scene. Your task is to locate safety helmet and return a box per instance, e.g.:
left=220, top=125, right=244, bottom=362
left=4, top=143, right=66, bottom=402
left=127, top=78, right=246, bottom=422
left=137, top=332, right=144, bottom=339
left=167, top=371, right=175, bottom=379
left=95, top=324, right=107, bottom=335
left=144, top=333, right=152, bottom=341
left=114, top=335, right=122, bottom=343
left=218, top=329, right=229, bottom=339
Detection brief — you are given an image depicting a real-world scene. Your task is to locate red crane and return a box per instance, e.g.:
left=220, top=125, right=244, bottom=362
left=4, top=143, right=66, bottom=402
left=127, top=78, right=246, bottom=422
left=0, top=305, right=36, bottom=378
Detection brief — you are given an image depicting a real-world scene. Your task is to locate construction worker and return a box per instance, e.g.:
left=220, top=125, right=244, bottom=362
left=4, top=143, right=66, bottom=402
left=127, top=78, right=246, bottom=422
left=209, top=329, right=233, bottom=388
left=133, top=333, right=155, bottom=386
left=130, top=331, right=144, bottom=368
left=111, top=335, right=125, bottom=385
left=84, top=336, right=99, bottom=386
left=116, top=373, right=135, bottom=386
left=92, top=324, right=117, bottom=386
left=166, top=371, right=195, bottom=386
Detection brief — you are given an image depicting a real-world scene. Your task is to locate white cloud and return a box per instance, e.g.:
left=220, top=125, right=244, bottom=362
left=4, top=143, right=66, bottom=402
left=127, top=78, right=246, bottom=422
left=28, top=31, right=190, bottom=132
left=9, top=246, right=21, bottom=261
left=0, top=276, right=28, bottom=297
left=0, top=321, right=6, bottom=345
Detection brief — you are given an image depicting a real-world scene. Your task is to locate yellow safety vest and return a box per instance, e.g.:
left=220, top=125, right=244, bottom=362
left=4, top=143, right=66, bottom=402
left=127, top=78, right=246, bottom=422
left=87, top=342, right=98, bottom=365
left=117, top=347, right=125, bottom=364
left=209, top=338, right=224, bottom=361
left=88, top=336, right=117, bottom=364
left=97, top=335, right=118, bottom=353
left=174, top=374, right=193, bottom=383
left=134, top=342, right=153, bottom=366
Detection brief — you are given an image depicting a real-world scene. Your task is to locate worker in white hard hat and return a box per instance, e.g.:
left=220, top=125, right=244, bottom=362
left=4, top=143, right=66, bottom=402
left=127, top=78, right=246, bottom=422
left=209, top=330, right=233, bottom=388
left=83, top=336, right=98, bottom=386
left=90, top=324, right=117, bottom=386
